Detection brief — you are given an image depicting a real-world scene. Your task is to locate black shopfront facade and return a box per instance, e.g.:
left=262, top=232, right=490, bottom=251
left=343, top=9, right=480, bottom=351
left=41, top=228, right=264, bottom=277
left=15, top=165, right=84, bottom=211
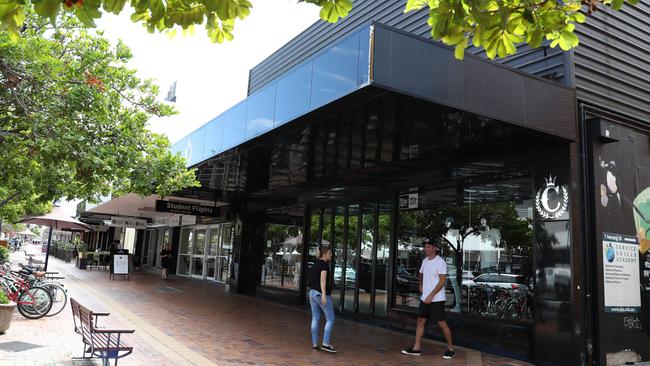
left=163, top=7, right=650, bottom=364
left=166, top=24, right=596, bottom=365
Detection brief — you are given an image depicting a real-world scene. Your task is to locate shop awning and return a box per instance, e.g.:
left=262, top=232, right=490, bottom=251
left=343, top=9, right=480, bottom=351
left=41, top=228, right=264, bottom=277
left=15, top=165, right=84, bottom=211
left=81, top=193, right=228, bottom=224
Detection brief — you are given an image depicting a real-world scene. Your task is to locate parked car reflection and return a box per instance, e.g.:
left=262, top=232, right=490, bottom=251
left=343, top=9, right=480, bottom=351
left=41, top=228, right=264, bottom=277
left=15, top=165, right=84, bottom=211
left=334, top=264, right=356, bottom=287
left=468, top=273, right=530, bottom=291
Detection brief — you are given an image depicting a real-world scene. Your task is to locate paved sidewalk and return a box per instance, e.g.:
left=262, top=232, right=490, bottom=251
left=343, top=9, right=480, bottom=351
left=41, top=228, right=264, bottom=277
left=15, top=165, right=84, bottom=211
left=0, top=245, right=531, bottom=366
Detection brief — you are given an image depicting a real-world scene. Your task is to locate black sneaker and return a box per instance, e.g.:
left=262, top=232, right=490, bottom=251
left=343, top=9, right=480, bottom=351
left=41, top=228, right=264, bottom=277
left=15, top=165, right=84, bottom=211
left=401, top=347, right=422, bottom=356
left=443, top=349, right=456, bottom=359
left=320, top=344, right=337, bottom=353
left=313, top=346, right=319, bottom=351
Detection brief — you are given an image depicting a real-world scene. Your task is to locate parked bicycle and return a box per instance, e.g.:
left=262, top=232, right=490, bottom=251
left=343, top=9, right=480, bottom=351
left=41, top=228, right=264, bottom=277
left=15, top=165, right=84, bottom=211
left=464, top=284, right=533, bottom=321
left=0, top=273, right=52, bottom=319
left=16, top=265, right=68, bottom=317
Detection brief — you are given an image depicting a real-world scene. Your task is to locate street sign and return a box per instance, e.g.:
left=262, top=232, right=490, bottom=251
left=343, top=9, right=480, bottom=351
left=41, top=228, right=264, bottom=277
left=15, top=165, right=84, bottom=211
left=399, top=192, right=418, bottom=210
left=155, top=200, right=221, bottom=217
left=107, top=217, right=147, bottom=229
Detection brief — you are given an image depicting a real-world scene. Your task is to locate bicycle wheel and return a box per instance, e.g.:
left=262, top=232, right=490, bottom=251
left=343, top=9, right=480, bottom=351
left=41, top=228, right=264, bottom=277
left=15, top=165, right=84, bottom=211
left=17, top=286, right=52, bottom=319
left=41, top=283, right=67, bottom=316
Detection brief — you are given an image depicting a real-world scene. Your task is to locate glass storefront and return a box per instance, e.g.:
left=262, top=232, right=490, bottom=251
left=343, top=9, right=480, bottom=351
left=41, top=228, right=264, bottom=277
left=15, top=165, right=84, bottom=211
left=262, top=223, right=303, bottom=290
left=305, top=201, right=393, bottom=316
left=176, top=224, right=233, bottom=282
left=261, top=206, right=305, bottom=292
left=397, top=181, right=534, bottom=323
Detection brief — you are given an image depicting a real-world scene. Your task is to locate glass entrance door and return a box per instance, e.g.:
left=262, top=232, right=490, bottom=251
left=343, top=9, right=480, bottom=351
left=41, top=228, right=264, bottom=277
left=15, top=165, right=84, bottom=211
left=176, top=224, right=233, bottom=281
left=217, top=224, right=233, bottom=283
left=177, top=227, right=192, bottom=276
left=191, top=228, right=207, bottom=278
left=206, top=226, right=220, bottom=280
left=147, top=230, right=157, bottom=266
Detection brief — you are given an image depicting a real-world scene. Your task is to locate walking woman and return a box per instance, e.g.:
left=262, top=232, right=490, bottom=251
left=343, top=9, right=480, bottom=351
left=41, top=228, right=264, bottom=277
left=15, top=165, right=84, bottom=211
left=308, top=245, right=336, bottom=353
left=160, top=244, right=172, bottom=280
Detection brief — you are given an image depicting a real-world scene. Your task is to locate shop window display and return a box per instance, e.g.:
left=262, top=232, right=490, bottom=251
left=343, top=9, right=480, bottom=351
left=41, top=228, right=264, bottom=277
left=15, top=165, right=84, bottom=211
left=397, top=182, right=534, bottom=322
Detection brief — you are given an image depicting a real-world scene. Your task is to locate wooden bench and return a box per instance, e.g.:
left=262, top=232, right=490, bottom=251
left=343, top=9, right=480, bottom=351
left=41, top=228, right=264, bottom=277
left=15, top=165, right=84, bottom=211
left=70, top=298, right=135, bottom=366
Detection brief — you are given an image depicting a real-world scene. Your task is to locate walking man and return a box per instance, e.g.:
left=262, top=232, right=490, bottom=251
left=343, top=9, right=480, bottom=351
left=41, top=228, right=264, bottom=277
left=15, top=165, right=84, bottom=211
left=402, top=240, right=455, bottom=359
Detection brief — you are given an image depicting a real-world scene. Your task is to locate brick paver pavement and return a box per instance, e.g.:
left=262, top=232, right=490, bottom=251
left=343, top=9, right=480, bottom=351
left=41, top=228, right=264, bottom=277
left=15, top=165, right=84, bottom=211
left=0, top=245, right=532, bottom=366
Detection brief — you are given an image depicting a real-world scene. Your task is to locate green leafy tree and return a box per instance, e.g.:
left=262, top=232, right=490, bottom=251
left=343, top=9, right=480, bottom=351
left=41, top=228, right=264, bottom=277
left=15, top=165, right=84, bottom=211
left=0, top=0, right=640, bottom=60
left=0, top=9, right=198, bottom=222
left=1, top=222, right=25, bottom=236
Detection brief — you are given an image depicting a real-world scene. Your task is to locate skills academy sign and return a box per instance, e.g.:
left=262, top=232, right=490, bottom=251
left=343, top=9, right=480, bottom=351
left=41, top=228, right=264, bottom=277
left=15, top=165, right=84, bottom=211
left=155, top=200, right=221, bottom=217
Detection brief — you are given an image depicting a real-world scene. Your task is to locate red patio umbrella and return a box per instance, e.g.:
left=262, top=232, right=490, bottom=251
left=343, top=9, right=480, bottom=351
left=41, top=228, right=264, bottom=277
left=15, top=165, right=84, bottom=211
left=18, top=206, right=92, bottom=271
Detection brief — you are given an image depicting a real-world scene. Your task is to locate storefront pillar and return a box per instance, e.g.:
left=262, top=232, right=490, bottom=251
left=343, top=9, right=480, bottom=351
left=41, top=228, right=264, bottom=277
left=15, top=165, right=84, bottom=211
left=227, top=191, right=266, bottom=295
left=531, top=143, right=577, bottom=366
left=169, top=227, right=180, bottom=275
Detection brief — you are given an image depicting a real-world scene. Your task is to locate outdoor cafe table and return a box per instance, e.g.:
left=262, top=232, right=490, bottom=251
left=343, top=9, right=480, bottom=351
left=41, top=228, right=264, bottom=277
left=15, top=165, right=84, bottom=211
left=85, top=251, right=111, bottom=270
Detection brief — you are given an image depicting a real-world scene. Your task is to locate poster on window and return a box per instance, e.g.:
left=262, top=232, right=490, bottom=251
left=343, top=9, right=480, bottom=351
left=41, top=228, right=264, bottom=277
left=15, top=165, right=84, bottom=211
left=602, top=232, right=641, bottom=313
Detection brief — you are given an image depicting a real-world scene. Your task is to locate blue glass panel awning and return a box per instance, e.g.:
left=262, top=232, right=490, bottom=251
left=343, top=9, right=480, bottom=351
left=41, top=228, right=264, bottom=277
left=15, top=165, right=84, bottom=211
left=171, top=22, right=576, bottom=168
left=171, top=26, right=372, bottom=167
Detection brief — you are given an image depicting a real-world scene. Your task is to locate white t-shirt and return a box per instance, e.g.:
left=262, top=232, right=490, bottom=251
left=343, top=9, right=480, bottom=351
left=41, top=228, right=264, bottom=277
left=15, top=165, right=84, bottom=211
left=419, top=255, right=447, bottom=302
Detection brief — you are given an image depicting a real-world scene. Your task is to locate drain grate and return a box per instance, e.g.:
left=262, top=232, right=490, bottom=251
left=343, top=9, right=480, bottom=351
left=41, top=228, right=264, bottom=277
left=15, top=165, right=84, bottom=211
left=0, top=341, right=43, bottom=352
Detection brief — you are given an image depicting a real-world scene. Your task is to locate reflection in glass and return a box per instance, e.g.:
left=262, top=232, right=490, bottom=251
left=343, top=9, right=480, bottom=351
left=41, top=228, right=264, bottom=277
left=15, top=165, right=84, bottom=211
left=206, top=257, right=216, bottom=279
left=246, top=85, right=276, bottom=138
left=148, top=230, right=158, bottom=266
left=307, top=210, right=321, bottom=285
left=535, top=221, right=571, bottom=301
left=374, top=202, right=392, bottom=316
left=331, top=207, right=346, bottom=310
left=358, top=204, right=375, bottom=314
left=180, top=228, right=192, bottom=255
left=274, top=64, right=312, bottom=125
left=208, top=227, right=220, bottom=257
left=171, top=27, right=372, bottom=167
left=344, top=206, right=359, bottom=312
left=395, top=182, right=534, bottom=323
left=218, top=225, right=233, bottom=283
left=192, top=257, right=204, bottom=277
left=177, top=255, right=190, bottom=276
left=263, top=223, right=303, bottom=290
left=203, top=117, right=224, bottom=157
left=194, top=229, right=206, bottom=255
left=311, top=33, right=360, bottom=108
left=396, top=211, right=425, bottom=308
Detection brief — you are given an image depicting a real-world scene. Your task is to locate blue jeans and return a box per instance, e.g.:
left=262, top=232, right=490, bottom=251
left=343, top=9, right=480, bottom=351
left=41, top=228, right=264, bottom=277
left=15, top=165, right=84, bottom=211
left=309, top=289, right=335, bottom=346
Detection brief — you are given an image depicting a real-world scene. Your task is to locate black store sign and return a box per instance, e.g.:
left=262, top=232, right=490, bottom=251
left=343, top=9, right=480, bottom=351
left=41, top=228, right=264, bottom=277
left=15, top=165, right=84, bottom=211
left=155, top=200, right=220, bottom=217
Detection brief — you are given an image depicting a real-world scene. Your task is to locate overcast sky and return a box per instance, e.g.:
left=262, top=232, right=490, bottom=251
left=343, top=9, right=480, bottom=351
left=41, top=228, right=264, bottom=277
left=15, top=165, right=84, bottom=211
left=96, top=1, right=320, bottom=143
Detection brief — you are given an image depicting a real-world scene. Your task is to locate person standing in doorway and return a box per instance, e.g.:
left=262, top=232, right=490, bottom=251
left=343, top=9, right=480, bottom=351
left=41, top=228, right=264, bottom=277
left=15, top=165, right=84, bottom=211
left=402, top=240, right=455, bottom=359
left=308, top=245, right=336, bottom=353
left=160, top=244, right=172, bottom=280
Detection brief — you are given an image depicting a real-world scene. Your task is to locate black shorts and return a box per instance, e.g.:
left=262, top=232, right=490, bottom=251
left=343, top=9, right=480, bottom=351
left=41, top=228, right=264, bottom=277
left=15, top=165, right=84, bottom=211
left=418, top=300, right=445, bottom=321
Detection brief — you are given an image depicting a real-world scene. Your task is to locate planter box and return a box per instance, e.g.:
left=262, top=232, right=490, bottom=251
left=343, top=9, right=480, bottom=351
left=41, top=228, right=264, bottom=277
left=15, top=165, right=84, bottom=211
left=0, top=302, right=16, bottom=333
left=77, top=257, right=87, bottom=270
left=64, top=250, right=72, bottom=263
